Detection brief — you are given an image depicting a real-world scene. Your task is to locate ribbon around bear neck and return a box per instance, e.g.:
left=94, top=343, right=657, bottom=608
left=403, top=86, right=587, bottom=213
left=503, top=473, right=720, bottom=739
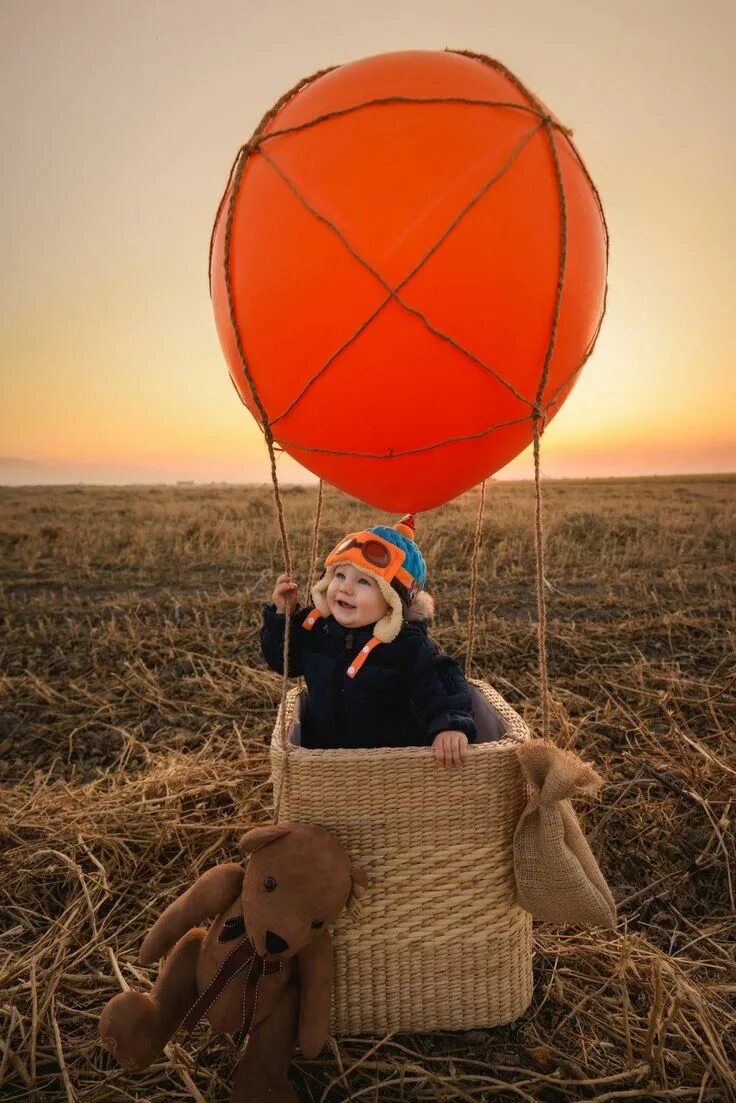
left=182, top=916, right=282, bottom=1045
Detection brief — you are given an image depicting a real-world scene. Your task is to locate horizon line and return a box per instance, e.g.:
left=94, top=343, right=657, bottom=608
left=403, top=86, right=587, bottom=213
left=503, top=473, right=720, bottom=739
left=2, top=471, right=735, bottom=490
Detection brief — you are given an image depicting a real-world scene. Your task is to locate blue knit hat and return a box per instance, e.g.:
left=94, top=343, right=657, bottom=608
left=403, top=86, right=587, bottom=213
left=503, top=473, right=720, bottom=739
left=368, top=516, right=427, bottom=590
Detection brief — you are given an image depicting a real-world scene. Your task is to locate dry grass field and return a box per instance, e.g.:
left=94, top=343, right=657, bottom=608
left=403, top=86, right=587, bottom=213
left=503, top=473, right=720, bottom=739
left=1, top=476, right=735, bottom=1102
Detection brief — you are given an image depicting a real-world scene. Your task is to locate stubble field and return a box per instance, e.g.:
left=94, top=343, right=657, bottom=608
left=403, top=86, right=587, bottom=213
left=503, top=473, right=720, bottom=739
left=1, top=476, right=734, bottom=1101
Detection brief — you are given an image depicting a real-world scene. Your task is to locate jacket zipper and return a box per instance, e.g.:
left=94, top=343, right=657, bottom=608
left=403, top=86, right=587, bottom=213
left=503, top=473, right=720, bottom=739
left=345, top=631, right=353, bottom=651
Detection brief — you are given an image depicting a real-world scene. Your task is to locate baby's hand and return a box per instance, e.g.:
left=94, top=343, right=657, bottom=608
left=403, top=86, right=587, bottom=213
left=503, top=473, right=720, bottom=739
left=432, top=730, right=469, bottom=768
left=273, top=572, right=298, bottom=613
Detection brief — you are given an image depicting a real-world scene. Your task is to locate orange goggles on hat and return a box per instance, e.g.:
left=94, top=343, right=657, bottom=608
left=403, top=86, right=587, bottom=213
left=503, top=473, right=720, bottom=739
left=325, top=531, right=416, bottom=593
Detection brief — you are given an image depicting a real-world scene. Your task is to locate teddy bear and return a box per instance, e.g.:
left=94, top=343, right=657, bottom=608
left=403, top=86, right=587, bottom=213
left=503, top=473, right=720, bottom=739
left=99, top=822, right=368, bottom=1103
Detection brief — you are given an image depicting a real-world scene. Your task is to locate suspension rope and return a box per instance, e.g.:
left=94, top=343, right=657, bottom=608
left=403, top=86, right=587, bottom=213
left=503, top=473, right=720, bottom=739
left=274, top=479, right=324, bottom=823
left=527, top=113, right=569, bottom=741
left=465, top=479, right=487, bottom=678
left=307, top=479, right=325, bottom=596
left=532, top=419, right=550, bottom=739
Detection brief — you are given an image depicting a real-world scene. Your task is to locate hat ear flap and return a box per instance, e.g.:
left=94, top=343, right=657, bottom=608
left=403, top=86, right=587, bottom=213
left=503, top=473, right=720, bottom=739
left=407, top=591, right=435, bottom=622
left=311, top=568, right=333, bottom=617
left=372, top=577, right=404, bottom=643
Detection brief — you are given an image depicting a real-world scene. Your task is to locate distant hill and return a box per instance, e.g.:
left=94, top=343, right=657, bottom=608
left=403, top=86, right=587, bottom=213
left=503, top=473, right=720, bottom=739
left=0, top=457, right=177, bottom=485
left=0, top=456, right=315, bottom=486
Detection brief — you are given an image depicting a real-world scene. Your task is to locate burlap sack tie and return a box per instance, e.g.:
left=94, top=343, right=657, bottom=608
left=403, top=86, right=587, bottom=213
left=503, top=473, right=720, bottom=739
left=513, top=741, right=617, bottom=929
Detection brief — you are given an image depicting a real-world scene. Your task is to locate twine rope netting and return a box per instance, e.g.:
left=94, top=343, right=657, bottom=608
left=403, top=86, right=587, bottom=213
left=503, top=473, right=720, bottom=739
left=215, top=51, right=609, bottom=809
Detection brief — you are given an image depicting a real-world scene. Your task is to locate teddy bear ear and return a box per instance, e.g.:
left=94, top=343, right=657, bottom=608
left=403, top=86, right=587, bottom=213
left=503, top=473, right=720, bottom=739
left=350, top=864, right=370, bottom=900
left=239, top=824, right=292, bottom=854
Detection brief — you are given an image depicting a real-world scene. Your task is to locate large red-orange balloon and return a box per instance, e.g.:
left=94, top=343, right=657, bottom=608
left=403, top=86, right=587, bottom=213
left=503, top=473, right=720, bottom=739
left=212, top=50, right=607, bottom=512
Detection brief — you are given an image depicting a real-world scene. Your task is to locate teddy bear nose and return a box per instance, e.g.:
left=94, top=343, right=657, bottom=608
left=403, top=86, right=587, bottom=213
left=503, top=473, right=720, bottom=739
left=265, top=930, right=289, bottom=954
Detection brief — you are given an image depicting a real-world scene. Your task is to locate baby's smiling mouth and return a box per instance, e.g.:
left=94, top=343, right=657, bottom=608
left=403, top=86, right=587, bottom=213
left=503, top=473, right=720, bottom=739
left=337, top=599, right=355, bottom=610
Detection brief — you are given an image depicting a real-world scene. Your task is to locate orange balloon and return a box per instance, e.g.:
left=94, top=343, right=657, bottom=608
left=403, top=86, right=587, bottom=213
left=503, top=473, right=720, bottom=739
left=211, top=50, right=607, bottom=512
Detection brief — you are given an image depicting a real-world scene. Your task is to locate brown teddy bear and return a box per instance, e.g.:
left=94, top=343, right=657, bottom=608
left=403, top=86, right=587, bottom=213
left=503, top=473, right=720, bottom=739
left=99, top=822, right=368, bottom=1103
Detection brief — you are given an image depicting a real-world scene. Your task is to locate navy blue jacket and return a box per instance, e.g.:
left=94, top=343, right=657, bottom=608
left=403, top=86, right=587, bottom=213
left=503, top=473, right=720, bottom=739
left=260, top=604, right=477, bottom=750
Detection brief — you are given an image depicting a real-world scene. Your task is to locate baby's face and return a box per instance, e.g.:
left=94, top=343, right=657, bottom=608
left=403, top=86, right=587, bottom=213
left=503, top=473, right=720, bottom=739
left=326, top=563, right=391, bottom=629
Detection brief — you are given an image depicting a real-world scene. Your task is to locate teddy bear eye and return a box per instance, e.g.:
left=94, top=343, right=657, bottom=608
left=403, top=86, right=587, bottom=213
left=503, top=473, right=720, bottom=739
left=264, top=877, right=277, bottom=892
left=311, top=919, right=324, bottom=929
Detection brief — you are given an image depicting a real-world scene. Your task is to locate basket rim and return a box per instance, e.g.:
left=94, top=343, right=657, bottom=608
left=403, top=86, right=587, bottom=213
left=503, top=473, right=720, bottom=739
left=270, top=678, right=530, bottom=757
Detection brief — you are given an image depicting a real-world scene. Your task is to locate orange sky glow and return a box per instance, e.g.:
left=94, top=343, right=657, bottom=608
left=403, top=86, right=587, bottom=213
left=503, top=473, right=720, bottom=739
left=1, top=0, right=735, bottom=489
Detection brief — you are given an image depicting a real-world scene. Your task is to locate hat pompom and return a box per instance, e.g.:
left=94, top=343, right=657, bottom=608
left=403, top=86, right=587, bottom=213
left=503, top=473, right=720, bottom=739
left=395, top=514, right=416, bottom=540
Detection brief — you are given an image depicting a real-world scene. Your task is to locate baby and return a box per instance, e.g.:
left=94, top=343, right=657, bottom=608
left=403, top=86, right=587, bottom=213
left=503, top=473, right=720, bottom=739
left=260, top=516, right=476, bottom=766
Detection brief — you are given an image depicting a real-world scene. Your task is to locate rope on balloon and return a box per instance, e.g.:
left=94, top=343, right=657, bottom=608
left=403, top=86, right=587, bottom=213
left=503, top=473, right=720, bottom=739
left=215, top=49, right=609, bottom=783
left=258, top=129, right=541, bottom=425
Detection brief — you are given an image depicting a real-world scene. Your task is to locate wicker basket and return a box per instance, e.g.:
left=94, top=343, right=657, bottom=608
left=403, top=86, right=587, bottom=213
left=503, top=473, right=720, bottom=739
left=269, top=679, right=533, bottom=1034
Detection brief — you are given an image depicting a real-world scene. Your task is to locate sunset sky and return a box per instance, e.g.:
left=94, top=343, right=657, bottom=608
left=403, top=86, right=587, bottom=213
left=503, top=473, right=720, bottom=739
left=2, top=0, right=734, bottom=486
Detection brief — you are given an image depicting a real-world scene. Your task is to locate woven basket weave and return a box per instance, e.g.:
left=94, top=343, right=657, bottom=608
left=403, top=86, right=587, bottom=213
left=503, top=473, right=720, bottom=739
left=269, top=679, right=533, bottom=1034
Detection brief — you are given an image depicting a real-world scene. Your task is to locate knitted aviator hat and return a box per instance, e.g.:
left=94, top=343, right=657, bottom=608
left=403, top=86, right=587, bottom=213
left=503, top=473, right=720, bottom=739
left=305, top=516, right=434, bottom=677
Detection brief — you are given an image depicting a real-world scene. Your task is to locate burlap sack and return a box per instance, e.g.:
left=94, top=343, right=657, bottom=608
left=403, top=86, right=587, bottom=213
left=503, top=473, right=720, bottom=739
left=513, top=741, right=617, bottom=929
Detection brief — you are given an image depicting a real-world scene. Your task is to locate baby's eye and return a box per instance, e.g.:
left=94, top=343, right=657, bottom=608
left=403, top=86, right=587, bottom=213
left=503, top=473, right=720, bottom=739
left=335, top=570, right=345, bottom=580
left=358, top=577, right=372, bottom=586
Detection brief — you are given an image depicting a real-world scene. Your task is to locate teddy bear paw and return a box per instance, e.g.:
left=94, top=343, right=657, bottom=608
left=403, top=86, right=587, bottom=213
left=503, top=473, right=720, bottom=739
left=99, top=990, right=167, bottom=1069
